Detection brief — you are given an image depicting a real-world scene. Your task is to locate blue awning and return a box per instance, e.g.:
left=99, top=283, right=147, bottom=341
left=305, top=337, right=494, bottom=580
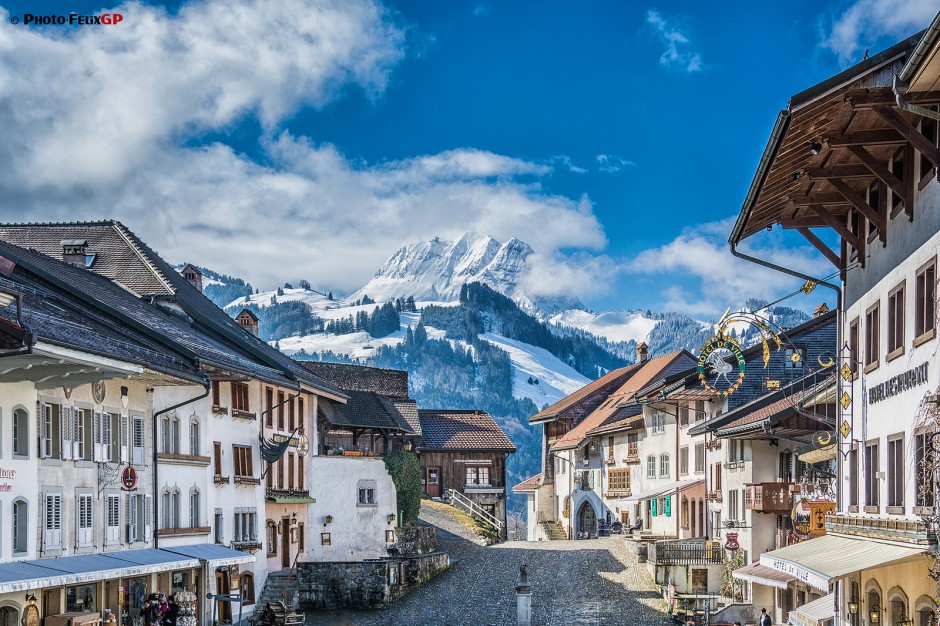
left=0, top=548, right=200, bottom=594
left=162, top=544, right=255, bottom=567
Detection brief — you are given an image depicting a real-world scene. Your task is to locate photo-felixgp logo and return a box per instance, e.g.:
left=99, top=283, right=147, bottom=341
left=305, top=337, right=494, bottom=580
left=10, top=12, right=124, bottom=26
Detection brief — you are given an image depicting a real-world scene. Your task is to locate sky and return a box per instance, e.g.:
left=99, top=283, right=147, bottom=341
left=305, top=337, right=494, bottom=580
left=0, top=0, right=936, bottom=318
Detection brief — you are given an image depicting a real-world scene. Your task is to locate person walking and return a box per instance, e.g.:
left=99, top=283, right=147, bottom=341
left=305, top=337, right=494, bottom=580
left=759, top=608, right=772, bottom=626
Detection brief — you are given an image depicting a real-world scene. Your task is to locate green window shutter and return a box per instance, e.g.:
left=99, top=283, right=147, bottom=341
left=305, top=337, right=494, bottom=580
left=651, top=498, right=658, bottom=516
left=665, top=496, right=672, bottom=517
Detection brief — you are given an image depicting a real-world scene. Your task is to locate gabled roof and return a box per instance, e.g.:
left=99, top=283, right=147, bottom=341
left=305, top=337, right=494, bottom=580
left=0, top=221, right=343, bottom=398
left=551, top=350, right=696, bottom=452
left=417, top=410, right=516, bottom=452
left=529, top=363, right=640, bottom=424
left=585, top=405, right=644, bottom=436
left=512, top=473, right=542, bottom=493
left=323, top=391, right=414, bottom=433
left=300, top=361, right=410, bottom=399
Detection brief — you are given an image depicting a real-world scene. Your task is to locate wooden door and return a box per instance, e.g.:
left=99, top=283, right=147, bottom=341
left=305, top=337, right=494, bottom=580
left=215, top=571, right=231, bottom=624
left=426, top=467, right=441, bottom=498
left=281, top=517, right=291, bottom=569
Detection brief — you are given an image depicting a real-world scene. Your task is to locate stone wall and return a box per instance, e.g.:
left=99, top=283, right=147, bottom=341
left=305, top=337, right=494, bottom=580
left=395, top=525, right=437, bottom=556
left=297, top=552, right=450, bottom=610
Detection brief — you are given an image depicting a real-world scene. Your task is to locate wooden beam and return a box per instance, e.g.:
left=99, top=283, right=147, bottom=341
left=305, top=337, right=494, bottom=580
left=804, top=164, right=876, bottom=180
left=840, top=237, right=847, bottom=282
left=822, top=129, right=906, bottom=147
left=797, top=227, right=840, bottom=268
left=828, top=177, right=886, bottom=246
left=846, top=145, right=906, bottom=201
left=872, top=105, right=940, bottom=169
left=807, top=203, right=860, bottom=251
left=791, top=193, right=854, bottom=206
left=843, top=88, right=899, bottom=108
left=904, top=142, right=915, bottom=221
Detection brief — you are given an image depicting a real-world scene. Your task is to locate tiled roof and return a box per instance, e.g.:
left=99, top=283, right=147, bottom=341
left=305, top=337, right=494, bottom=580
left=551, top=350, right=696, bottom=451
left=512, top=473, right=542, bottom=492
left=529, top=363, right=640, bottom=424
left=326, top=390, right=414, bottom=433
left=585, top=406, right=644, bottom=436
left=417, top=410, right=516, bottom=452
left=392, top=399, right=421, bottom=436
left=0, top=221, right=344, bottom=398
left=717, top=395, right=795, bottom=433
left=300, top=361, right=409, bottom=399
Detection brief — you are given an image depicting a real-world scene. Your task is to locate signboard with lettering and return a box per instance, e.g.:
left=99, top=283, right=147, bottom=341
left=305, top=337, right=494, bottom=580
left=724, top=532, right=740, bottom=551
left=868, top=362, right=928, bottom=404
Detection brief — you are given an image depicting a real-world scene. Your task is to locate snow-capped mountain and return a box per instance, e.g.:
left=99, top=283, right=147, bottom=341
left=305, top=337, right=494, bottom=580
left=349, top=233, right=582, bottom=315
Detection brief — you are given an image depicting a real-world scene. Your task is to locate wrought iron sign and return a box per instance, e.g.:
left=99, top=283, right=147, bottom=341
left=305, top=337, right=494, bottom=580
left=697, top=335, right=746, bottom=399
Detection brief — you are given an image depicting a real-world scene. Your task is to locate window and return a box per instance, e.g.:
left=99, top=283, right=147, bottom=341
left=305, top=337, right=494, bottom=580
left=277, top=391, right=285, bottom=430
left=659, top=453, right=670, bottom=477
left=784, top=347, right=805, bottom=370
left=729, top=439, right=745, bottom=464
left=679, top=446, right=689, bottom=475
left=265, top=520, right=276, bottom=555
left=233, top=510, right=257, bottom=543
left=887, top=435, right=904, bottom=510
left=694, top=443, right=705, bottom=473
left=848, top=447, right=859, bottom=507
left=215, top=511, right=224, bottom=544
left=865, top=441, right=880, bottom=508
left=162, top=489, right=180, bottom=529
left=298, top=456, right=304, bottom=490
left=77, top=494, right=93, bottom=546
left=607, top=436, right=615, bottom=461
left=298, top=523, right=305, bottom=551
left=106, top=494, right=120, bottom=544
left=358, top=479, right=377, bottom=505
left=694, top=400, right=706, bottom=422
left=679, top=405, right=689, bottom=427
left=44, top=493, right=61, bottom=549
left=651, top=411, right=666, bottom=434
left=627, top=433, right=638, bottom=457
left=646, top=455, right=656, bottom=478
left=728, top=489, right=739, bottom=521
left=240, top=573, right=255, bottom=606
left=915, top=430, right=936, bottom=510
left=288, top=398, right=295, bottom=431
left=128, top=493, right=151, bottom=543
left=232, top=445, right=253, bottom=478
left=161, top=416, right=180, bottom=454
left=607, top=468, right=630, bottom=492
left=265, top=387, right=273, bottom=428
left=298, top=398, right=305, bottom=429
left=465, top=466, right=490, bottom=485
left=39, top=403, right=62, bottom=459
left=712, top=463, right=722, bottom=492
left=681, top=496, right=690, bottom=528
left=132, top=415, right=144, bottom=464
left=288, top=453, right=295, bottom=490
left=12, top=498, right=27, bottom=553
left=915, top=259, right=936, bottom=342
left=865, top=303, right=880, bottom=367
left=212, top=381, right=221, bottom=409
left=887, top=283, right=905, bottom=357
left=109, top=413, right=120, bottom=463
left=849, top=318, right=859, bottom=373
left=189, top=418, right=199, bottom=456
left=213, top=442, right=222, bottom=476
left=190, top=489, right=200, bottom=528
left=231, top=382, right=250, bottom=414
left=12, top=408, right=28, bottom=457
left=79, top=408, right=94, bottom=461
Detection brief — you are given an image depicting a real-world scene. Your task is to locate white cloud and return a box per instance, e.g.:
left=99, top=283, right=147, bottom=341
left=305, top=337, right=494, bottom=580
left=595, top=154, right=635, bottom=173
left=626, top=217, right=832, bottom=316
left=0, top=0, right=616, bottom=297
left=820, top=0, right=935, bottom=65
left=646, top=9, right=703, bottom=73
left=551, top=155, right=588, bottom=174
left=522, top=251, right=619, bottom=299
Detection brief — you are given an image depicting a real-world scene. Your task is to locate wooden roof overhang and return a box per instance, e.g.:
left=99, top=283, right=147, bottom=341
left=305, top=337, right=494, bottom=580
left=730, top=31, right=940, bottom=271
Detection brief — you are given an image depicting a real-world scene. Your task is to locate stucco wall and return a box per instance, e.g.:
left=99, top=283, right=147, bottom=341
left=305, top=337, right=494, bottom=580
left=0, top=382, right=39, bottom=560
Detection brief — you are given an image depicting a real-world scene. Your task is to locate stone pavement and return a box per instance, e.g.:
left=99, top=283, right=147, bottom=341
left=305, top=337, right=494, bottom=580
left=305, top=530, right=671, bottom=626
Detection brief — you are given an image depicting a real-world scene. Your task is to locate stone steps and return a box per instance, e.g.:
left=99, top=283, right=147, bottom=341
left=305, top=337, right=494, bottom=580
left=541, top=522, right=568, bottom=540
left=254, top=573, right=300, bottom=614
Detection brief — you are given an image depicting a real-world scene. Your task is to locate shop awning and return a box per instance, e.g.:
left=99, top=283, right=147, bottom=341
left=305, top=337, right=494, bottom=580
left=0, top=548, right=200, bottom=594
left=732, top=561, right=797, bottom=590
left=760, top=535, right=926, bottom=592
left=789, top=593, right=836, bottom=626
left=621, top=479, right=704, bottom=502
left=162, top=544, right=256, bottom=567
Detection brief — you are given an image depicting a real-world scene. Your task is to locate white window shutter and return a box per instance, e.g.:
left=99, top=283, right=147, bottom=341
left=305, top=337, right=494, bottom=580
left=62, top=407, right=74, bottom=460
left=127, top=494, right=135, bottom=543
left=74, top=409, right=82, bottom=459
left=93, top=411, right=101, bottom=461
left=120, top=415, right=129, bottom=463
left=145, top=494, right=153, bottom=541
left=39, top=402, right=48, bottom=459
left=251, top=512, right=258, bottom=541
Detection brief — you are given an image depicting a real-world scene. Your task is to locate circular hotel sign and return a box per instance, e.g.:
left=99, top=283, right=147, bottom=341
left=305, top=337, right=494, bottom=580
left=121, top=466, right=138, bottom=491
left=697, top=335, right=746, bottom=399
left=297, top=434, right=309, bottom=458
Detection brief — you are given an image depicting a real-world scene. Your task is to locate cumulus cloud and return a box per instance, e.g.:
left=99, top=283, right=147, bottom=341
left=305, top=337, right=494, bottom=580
left=595, top=154, right=635, bottom=173
left=646, top=9, right=702, bottom=73
left=626, top=217, right=832, bottom=316
left=522, top=251, right=619, bottom=299
left=820, top=0, right=935, bottom=65
left=0, top=0, right=617, bottom=296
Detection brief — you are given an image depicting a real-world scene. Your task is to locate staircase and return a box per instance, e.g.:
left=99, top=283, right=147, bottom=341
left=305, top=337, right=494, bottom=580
left=540, top=521, right=568, bottom=540
left=446, top=489, right=502, bottom=536
left=254, top=570, right=299, bottom=615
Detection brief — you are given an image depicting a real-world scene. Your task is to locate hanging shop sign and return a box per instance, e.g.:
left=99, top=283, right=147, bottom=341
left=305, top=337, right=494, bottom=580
left=697, top=335, right=747, bottom=399
left=724, top=532, right=740, bottom=551
left=867, top=362, right=929, bottom=405
left=809, top=501, right=835, bottom=537
left=792, top=500, right=813, bottom=538
left=121, top=466, right=138, bottom=491
left=272, top=433, right=309, bottom=457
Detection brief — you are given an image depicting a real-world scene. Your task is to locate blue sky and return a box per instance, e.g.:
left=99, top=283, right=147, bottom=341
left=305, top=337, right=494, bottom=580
left=0, top=0, right=935, bottom=317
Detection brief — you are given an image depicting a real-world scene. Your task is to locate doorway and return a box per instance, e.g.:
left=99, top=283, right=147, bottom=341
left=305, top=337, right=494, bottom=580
left=425, top=467, right=441, bottom=498
left=281, top=517, right=291, bottom=569
left=215, top=570, right=231, bottom=624
left=577, top=501, right=597, bottom=538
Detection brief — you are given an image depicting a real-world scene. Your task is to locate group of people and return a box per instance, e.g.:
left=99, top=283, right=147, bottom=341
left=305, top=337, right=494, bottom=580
left=140, top=593, right=179, bottom=626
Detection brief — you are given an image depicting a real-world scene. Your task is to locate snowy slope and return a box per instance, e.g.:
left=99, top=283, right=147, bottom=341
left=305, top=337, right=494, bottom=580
left=480, top=333, right=590, bottom=406
left=550, top=309, right=658, bottom=344
left=227, top=287, right=338, bottom=312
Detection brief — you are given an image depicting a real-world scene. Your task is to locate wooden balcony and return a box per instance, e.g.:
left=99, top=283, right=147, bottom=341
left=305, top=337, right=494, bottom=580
left=649, top=540, right=724, bottom=565
left=745, top=482, right=794, bottom=513
left=234, top=475, right=261, bottom=486
left=826, top=513, right=934, bottom=545
left=213, top=474, right=230, bottom=485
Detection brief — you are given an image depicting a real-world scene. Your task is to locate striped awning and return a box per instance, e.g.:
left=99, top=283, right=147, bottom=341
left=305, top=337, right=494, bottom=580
left=789, top=594, right=836, bottom=626
left=732, top=561, right=796, bottom=590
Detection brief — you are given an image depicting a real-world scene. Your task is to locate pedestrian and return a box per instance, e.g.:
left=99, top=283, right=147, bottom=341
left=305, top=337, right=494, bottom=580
left=163, top=595, right=179, bottom=626
left=760, top=608, right=772, bottom=626
left=141, top=594, right=161, bottom=626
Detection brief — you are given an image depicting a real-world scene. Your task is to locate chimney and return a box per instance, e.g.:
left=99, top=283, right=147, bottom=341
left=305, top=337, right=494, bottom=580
left=636, top=341, right=649, bottom=362
left=813, top=302, right=830, bottom=318
left=61, top=240, right=88, bottom=267
left=181, top=263, right=203, bottom=293
left=236, top=309, right=259, bottom=337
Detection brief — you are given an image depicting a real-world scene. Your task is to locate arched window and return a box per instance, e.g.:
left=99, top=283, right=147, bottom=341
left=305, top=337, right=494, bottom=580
left=12, top=499, right=27, bottom=554
left=888, top=587, right=909, bottom=626
left=240, top=572, right=255, bottom=605
left=189, top=489, right=200, bottom=528
left=12, top=408, right=28, bottom=457
left=646, top=456, right=656, bottom=478
left=914, top=595, right=934, bottom=626
left=659, top=454, right=670, bottom=477
left=0, top=606, right=18, bottom=626
left=189, top=415, right=200, bottom=456
left=162, top=488, right=181, bottom=529
left=690, top=499, right=697, bottom=535
left=266, top=520, right=277, bottom=556
left=161, top=415, right=180, bottom=454
left=681, top=496, right=690, bottom=528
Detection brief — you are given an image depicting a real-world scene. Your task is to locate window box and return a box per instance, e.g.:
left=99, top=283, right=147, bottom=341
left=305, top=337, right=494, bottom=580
left=234, top=476, right=261, bottom=486
left=231, top=409, right=256, bottom=420
left=606, top=457, right=616, bottom=466
left=157, top=526, right=211, bottom=537
left=213, top=475, right=230, bottom=485
left=232, top=541, right=262, bottom=553
left=212, top=405, right=229, bottom=416
left=622, top=456, right=640, bottom=465
left=156, top=453, right=212, bottom=466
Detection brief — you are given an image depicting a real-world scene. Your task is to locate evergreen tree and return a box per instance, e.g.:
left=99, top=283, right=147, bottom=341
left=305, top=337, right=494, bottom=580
left=277, top=287, right=285, bottom=296
left=328, top=292, right=334, bottom=300
left=299, top=279, right=311, bottom=290
left=284, top=283, right=293, bottom=290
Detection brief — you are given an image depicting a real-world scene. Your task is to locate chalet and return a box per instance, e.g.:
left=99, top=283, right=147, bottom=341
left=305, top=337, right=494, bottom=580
left=416, top=410, right=516, bottom=539
left=727, top=13, right=940, bottom=626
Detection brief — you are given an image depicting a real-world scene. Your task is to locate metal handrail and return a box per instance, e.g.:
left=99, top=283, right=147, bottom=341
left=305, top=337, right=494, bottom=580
left=447, top=489, right=502, bottom=533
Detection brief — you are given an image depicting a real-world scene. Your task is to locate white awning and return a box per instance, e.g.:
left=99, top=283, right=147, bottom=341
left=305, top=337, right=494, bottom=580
left=789, top=594, right=836, bottom=626
left=760, top=535, right=926, bottom=592
left=733, top=561, right=797, bottom=590
left=162, top=544, right=255, bottom=567
left=621, top=478, right=704, bottom=502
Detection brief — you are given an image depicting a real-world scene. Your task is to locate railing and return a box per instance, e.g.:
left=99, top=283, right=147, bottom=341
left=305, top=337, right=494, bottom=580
left=745, top=482, right=794, bottom=513
left=826, top=513, right=934, bottom=544
left=648, top=540, right=725, bottom=565
left=447, top=488, right=502, bottom=535
left=213, top=475, right=230, bottom=485
left=266, top=488, right=311, bottom=498
left=234, top=475, right=261, bottom=486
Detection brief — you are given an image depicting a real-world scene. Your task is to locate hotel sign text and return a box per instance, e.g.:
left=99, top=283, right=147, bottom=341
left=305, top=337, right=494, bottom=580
left=868, top=362, right=928, bottom=405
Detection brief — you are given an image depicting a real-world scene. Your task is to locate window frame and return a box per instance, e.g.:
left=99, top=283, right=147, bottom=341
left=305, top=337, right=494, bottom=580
left=914, top=257, right=937, bottom=346
left=232, top=445, right=253, bottom=478
left=886, top=281, right=906, bottom=360
left=659, top=453, right=670, bottom=478
left=105, top=494, right=120, bottom=545
left=12, top=497, right=27, bottom=554
left=864, top=439, right=880, bottom=511
left=646, top=455, right=656, bottom=478
left=886, top=433, right=904, bottom=513
left=865, top=302, right=880, bottom=372
left=357, top=479, right=377, bottom=506
left=12, top=407, right=28, bottom=458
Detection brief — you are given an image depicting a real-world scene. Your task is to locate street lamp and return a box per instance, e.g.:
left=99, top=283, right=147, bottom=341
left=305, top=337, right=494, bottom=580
left=869, top=603, right=881, bottom=624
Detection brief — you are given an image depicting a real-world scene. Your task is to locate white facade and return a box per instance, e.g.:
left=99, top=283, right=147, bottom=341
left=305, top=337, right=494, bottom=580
left=0, top=382, right=40, bottom=562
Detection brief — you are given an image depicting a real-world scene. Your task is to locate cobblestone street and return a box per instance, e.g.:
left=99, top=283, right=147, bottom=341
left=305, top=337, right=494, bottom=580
left=305, top=515, right=671, bottom=626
